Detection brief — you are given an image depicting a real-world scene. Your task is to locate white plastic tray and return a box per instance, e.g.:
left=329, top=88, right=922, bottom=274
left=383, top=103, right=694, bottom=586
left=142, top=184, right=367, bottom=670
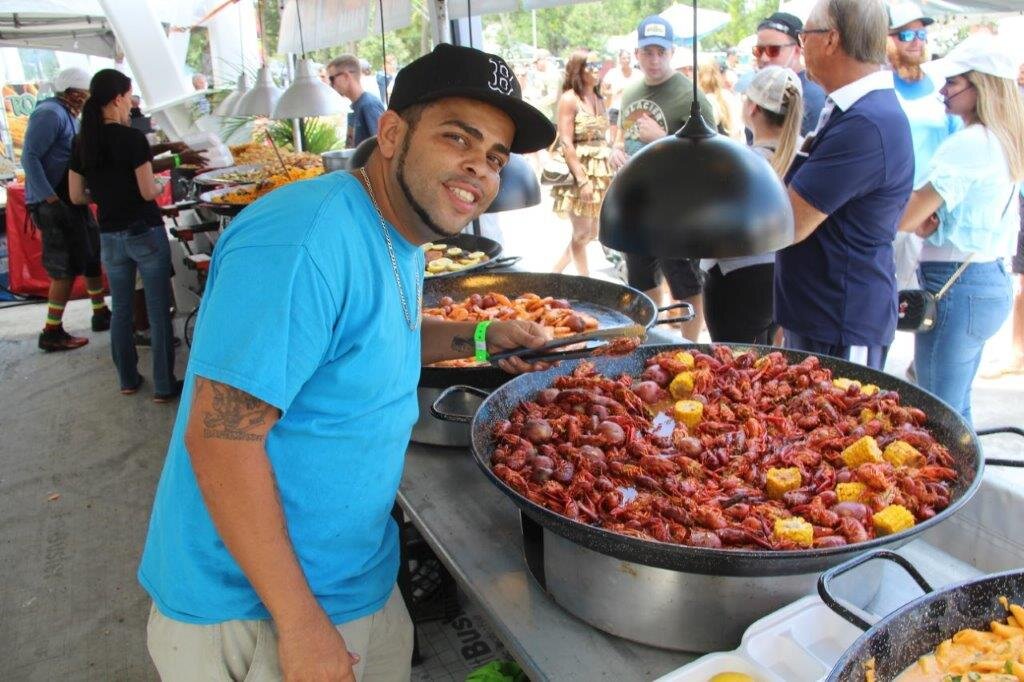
left=653, top=595, right=863, bottom=682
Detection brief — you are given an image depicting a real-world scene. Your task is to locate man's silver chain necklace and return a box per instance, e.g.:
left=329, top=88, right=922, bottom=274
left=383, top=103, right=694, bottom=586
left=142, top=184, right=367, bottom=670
left=358, top=167, right=421, bottom=331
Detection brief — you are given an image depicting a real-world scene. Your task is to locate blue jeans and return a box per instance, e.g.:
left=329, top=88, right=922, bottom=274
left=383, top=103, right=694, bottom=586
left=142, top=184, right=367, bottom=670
left=914, top=260, right=1012, bottom=426
left=99, top=224, right=176, bottom=395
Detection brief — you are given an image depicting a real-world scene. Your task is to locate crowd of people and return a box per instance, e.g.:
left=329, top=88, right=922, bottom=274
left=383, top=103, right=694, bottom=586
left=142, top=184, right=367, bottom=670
left=507, top=1, right=1024, bottom=426
left=15, top=1, right=1024, bottom=679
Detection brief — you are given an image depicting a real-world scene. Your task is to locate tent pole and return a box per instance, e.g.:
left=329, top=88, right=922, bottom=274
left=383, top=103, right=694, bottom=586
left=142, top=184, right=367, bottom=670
left=427, top=0, right=450, bottom=45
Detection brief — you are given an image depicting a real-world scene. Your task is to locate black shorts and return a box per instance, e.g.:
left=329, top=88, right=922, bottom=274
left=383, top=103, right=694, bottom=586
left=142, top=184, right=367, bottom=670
left=30, top=201, right=102, bottom=280
left=608, top=108, right=620, bottom=127
left=703, top=263, right=775, bottom=344
left=625, top=254, right=704, bottom=299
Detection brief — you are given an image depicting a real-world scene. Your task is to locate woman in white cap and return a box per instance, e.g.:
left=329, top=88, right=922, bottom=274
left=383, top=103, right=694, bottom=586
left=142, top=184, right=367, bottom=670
left=898, top=36, right=1024, bottom=425
left=702, top=66, right=803, bottom=344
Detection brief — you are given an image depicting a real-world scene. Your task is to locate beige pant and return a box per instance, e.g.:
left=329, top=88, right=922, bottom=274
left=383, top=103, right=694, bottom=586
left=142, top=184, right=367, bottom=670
left=147, top=587, right=413, bottom=682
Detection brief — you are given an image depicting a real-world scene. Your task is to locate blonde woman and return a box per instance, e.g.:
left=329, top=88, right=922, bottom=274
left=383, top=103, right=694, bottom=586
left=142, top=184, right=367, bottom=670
left=697, top=61, right=742, bottom=140
left=702, top=66, right=803, bottom=343
left=552, top=49, right=612, bottom=276
left=898, top=37, right=1024, bottom=425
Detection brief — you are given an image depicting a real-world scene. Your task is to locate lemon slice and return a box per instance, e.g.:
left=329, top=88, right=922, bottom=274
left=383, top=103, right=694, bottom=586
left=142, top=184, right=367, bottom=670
left=709, top=673, right=755, bottom=682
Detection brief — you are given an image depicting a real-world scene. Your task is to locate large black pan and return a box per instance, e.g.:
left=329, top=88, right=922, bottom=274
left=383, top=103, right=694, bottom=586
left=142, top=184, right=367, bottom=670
left=420, top=272, right=691, bottom=389
left=423, top=233, right=519, bottom=279
left=432, top=344, right=1021, bottom=576
left=821, top=550, right=1024, bottom=681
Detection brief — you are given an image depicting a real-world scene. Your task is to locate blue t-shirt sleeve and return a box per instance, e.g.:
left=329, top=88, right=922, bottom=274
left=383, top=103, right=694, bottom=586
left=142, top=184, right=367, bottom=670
left=189, top=244, right=338, bottom=412
left=363, top=98, right=386, bottom=136
left=790, top=113, right=884, bottom=215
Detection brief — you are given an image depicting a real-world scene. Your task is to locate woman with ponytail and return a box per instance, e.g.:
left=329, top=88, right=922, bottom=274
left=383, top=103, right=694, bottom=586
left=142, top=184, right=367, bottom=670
left=68, top=69, right=181, bottom=402
left=898, top=37, right=1023, bottom=425
left=701, top=66, right=803, bottom=343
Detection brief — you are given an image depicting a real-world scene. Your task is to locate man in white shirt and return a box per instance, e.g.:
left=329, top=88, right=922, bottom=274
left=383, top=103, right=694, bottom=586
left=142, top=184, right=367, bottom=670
left=602, top=50, right=641, bottom=138
left=887, top=2, right=961, bottom=291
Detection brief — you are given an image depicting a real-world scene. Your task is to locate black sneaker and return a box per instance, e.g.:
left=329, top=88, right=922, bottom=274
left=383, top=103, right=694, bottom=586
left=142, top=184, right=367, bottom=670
left=153, top=379, right=185, bottom=404
left=91, top=308, right=112, bottom=332
left=39, top=326, right=90, bottom=352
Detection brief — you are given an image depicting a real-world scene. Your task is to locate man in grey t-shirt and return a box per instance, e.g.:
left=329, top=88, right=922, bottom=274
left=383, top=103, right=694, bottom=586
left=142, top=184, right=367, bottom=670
left=610, top=15, right=716, bottom=342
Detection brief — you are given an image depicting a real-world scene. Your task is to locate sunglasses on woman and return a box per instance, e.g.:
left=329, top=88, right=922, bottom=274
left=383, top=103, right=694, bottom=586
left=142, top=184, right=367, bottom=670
left=585, top=63, right=601, bottom=72
left=892, top=28, right=927, bottom=43
left=752, top=43, right=796, bottom=59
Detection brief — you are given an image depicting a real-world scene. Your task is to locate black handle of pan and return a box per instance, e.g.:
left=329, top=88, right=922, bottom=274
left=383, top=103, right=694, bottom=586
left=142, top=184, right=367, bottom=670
left=429, top=385, right=491, bottom=424
left=652, top=301, right=695, bottom=325
left=818, top=550, right=934, bottom=631
left=978, top=427, right=1024, bottom=468
left=475, top=256, right=522, bottom=272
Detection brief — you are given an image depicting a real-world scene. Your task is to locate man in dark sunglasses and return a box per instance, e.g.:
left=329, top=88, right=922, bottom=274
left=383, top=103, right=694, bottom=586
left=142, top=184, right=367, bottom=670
left=327, top=54, right=386, bottom=149
left=752, top=12, right=826, bottom=135
left=886, top=3, right=961, bottom=294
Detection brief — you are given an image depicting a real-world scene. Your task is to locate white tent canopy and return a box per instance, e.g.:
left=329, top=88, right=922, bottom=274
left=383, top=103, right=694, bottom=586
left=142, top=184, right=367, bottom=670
left=0, top=1, right=116, bottom=57
left=781, top=0, right=1024, bottom=20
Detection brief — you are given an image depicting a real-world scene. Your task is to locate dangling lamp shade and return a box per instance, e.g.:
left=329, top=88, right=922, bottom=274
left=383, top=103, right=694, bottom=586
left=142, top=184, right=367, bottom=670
left=486, top=154, right=541, bottom=214
left=234, top=66, right=282, bottom=117
left=346, top=140, right=541, bottom=214
left=214, top=72, right=249, bottom=117
left=599, top=0, right=793, bottom=259
left=273, top=58, right=346, bottom=119
left=599, top=114, right=794, bottom=258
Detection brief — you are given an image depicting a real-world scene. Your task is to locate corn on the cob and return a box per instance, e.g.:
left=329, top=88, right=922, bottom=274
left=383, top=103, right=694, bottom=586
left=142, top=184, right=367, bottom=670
left=873, top=504, right=915, bottom=535
left=766, top=467, right=802, bottom=500
left=673, top=400, right=703, bottom=429
left=883, top=440, right=924, bottom=468
left=836, top=482, right=868, bottom=502
left=669, top=371, right=695, bottom=399
left=842, top=435, right=883, bottom=468
left=773, top=517, right=814, bottom=547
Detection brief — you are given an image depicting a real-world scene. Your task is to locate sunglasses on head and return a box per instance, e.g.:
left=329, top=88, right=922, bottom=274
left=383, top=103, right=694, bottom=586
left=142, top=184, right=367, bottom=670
left=893, top=28, right=927, bottom=43
left=752, top=43, right=796, bottom=59
left=585, top=62, right=601, bottom=71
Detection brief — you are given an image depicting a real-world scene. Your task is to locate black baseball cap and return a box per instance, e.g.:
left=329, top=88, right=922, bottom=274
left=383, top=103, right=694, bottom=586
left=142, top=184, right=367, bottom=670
left=388, top=44, right=555, bottom=154
left=757, top=12, right=803, bottom=43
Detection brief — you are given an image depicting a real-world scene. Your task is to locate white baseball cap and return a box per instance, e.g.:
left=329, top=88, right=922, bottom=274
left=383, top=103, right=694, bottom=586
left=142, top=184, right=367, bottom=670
left=53, top=67, right=91, bottom=93
left=738, top=65, right=802, bottom=115
left=923, top=35, right=1020, bottom=81
left=888, top=3, right=934, bottom=31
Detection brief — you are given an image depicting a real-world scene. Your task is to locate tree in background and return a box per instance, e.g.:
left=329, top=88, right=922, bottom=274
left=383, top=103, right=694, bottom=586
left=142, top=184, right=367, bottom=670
left=487, top=0, right=780, bottom=60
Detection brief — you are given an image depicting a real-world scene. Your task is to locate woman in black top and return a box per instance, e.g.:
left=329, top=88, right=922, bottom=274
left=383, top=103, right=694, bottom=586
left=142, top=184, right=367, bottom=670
left=68, top=69, right=181, bottom=402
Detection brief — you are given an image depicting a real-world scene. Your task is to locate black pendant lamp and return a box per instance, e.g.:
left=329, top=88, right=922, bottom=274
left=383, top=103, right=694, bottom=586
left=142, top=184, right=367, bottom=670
left=599, top=0, right=794, bottom=258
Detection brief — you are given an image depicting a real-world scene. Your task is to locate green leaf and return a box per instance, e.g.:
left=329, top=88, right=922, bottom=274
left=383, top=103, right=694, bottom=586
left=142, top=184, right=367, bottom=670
left=1007, top=660, right=1015, bottom=674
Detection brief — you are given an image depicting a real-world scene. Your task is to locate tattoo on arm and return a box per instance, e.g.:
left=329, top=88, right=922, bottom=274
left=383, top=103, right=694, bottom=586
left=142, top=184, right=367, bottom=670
left=198, top=379, right=276, bottom=443
left=451, top=335, right=474, bottom=354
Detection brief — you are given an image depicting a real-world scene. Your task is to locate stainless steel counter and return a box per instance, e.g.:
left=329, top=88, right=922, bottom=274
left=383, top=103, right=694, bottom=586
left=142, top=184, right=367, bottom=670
left=397, top=441, right=982, bottom=681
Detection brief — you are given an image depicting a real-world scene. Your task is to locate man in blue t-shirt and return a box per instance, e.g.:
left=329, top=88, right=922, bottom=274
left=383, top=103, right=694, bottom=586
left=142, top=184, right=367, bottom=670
left=775, top=0, right=914, bottom=370
left=328, top=54, right=386, bottom=149
left=139, top=44, right=555, bottom=681
left=887, top=2, right=961, bottom=290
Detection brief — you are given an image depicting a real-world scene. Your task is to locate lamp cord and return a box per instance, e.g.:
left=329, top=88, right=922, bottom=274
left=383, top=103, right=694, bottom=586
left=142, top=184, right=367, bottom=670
left=294, top=0, right=306, bottom=57
left=378, top=0, right=389, bottom=106
left=690, top=0, right=698, bottom=116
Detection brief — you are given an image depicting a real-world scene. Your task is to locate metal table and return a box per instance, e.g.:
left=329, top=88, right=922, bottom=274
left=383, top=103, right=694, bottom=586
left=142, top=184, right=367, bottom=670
left=397, top=441, right=982, bottom=681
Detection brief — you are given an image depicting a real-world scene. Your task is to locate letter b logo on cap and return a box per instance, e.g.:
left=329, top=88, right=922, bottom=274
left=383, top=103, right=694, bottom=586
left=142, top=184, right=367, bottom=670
left=488, top=57, right=514, bottom=96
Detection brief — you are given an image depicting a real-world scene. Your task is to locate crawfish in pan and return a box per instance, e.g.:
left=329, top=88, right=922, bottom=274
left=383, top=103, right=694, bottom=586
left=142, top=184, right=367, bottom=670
left=490, top=347, right=958, bottom=551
